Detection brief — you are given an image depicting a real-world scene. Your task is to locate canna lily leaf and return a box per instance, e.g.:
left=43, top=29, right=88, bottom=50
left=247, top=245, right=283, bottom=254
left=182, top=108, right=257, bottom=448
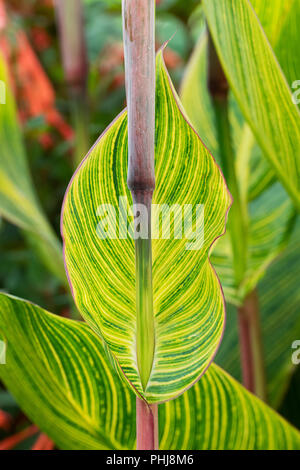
left=243, top=0, right=300, bottom=199
left=162, top=363, right=300, bottom=450
left=251, top=0, right=300, bottom=99
left=62, top=50, right=232, bottom=403
left=202, top=0, right=300, bottom=211
left=216, top=218, right=300, bottom=408
left=0, top=293, right=134, bottom=450
left=181, top=32, right=294, bottom=305
left=0, top=53, right=66, bottom=283
left=182, top=0, right=300, bottom=203
left=0, top=293, right=300, bottom=450
left=181, top=0, right=300, bottom=304
left=211, top=182, right=295, bottom=305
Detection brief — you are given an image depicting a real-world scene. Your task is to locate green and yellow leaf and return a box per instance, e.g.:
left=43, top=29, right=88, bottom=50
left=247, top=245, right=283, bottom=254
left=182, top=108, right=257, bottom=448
left=181, top=0, right=300, bottom=303
left=0, top=293, right=134, bottom=450
left=203, top=0, right=300, bottom=210
left=216, top=219, right=300, bottom=408
left=162, top=363, right=300, bottom=450
left=1, top=293, right=300, bottom=450
left=212, top=183, right=294, bottom=305
left=62, top=51, right=231, bottom=403
left=244, top=0, right=300, bottom=199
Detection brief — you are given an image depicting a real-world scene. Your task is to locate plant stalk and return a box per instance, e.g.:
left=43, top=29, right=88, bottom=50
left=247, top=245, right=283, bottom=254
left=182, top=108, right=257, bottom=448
left=54, top=0, right=88, bottom=97
left=54, top=0, right=89, bottom=166
left=136, top=399, right=158, bottom=450
left=122, top=0, right=157, bottom=449
left=237, top=290, right=267, bottom=401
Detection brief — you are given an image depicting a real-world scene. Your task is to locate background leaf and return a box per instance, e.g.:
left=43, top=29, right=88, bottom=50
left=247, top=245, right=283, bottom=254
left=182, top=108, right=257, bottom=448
left=181, top=0, right=300, bottom=412
left=216, top=220, right=300, bottom=408
left=0, top=53, right=66, bottom=283
left=180, top=32, right=294, bottom=305
left=202, top=0, right=300, bottom=210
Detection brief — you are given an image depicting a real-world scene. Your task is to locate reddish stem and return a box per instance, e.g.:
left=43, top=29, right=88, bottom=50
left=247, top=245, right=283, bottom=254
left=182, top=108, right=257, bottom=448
left=122, top=0, right=156, bottom=193
left=54, top=0, right=88, bottom=98
left=238, top=290, right=267, bottom=401
left=136, top=398, right=158, bottom=450
left=122, top=0, right=158, bottom=450
left=238, top=305, right=255, bottom=393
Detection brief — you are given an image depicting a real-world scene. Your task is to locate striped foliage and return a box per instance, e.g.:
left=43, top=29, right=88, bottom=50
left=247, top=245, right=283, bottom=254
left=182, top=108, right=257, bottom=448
left=202, top=0, right=300, bottom=211
left=161, top=363, right=300, bottom=450
left=181, top=0, right=300, bottom=305
left=251, top=0, right=300, bottom=98
left=216, top=218, right=300, bottom=408
left=181, top=0, right=300, bottom=203
left=62, top=51, right=231, bottom=403
left=245, top=0, right=300, bottom=199
left=212, top=183, right=294, bottom=305
left=180, top=34, right=294, bottom=305
left=0, top=293, right=135, bottom=450
left=0, top=293, right=300, bottom=450
left=0, top=53, right=65, bottom=283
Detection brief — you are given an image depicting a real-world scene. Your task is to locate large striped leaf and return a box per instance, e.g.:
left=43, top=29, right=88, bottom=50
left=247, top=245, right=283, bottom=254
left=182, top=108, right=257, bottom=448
left=181, top=33, right=294, bottom=305
left=62, top=51, right=231, bottom=403
left=216, top=218, right=300, bottom=408
left=0, top=53, right=66, bottom=283
left=162, top=363, right=300, bottom=450
left=243, top=0, right=300, bottom=199
left=251, top=0, right=300, bottom=98
left=212, top=182, right=294, bottom=305
left=181, top=0, right=299, bottom=304
left=203, top=0, right=300, bottom=211
left=0, top=293, right=300, bottom=450
left=181, top=0, right=300, bottom=203
left=0, top=293, right=134, bottom=450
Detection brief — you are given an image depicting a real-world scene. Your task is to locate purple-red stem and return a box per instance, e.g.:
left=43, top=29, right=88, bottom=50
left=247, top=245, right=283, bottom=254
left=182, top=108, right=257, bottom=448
left=54, top=0, right=88, bottom=98
left=238, top=301, right=255, bottom=393
left=237, top=290, right=267, bottom=401
left=122, top=0, right=157, bottom=449
left=122, top=0, right=155, bottom=192
left=54, top=0, right=90, bottom=167
left=136, top=398, right=158, bottom=450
